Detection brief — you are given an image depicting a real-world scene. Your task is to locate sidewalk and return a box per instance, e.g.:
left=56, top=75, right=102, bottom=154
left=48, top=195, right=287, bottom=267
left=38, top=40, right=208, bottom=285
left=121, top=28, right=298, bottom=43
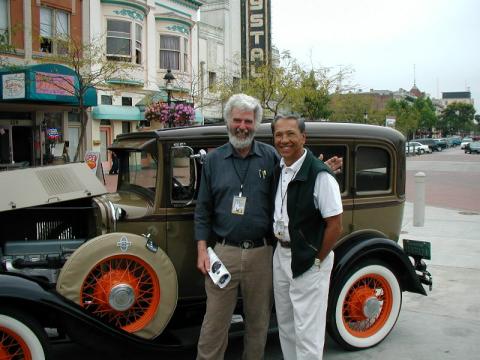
left=400, top=201, right=480, bottom=269
left=323, top=202, right=480, bottom=359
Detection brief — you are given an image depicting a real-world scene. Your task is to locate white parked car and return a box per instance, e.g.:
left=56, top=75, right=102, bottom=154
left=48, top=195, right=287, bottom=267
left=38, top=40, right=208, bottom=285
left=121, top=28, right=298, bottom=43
left=460, top=137, right=473, bottom=149
left=406, top=141, right=431, bottom=154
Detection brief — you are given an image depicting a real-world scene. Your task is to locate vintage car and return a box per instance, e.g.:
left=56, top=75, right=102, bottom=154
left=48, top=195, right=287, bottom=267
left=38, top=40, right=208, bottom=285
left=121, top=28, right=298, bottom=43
left=0, top=122, right=432, bottom=359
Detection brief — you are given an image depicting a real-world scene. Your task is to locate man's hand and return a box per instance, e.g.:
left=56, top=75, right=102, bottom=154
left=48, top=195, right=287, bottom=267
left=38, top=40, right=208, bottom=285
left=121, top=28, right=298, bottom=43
left=197, top=240, right=211, bottom=275
left=321, top=155, right=343, bottom=174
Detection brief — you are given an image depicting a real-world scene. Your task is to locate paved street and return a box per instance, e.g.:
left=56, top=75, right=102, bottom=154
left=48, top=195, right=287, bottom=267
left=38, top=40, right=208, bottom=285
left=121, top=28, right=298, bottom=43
left=54, top=146, right=480, bottom=359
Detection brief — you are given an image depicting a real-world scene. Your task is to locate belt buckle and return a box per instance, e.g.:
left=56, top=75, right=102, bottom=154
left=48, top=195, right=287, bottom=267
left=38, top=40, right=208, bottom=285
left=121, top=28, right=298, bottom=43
left=241, top=240, right=254, bottom=249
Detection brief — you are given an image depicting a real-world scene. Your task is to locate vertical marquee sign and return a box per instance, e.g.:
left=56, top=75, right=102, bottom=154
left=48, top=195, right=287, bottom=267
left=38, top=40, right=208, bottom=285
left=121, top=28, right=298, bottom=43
left=241, top=0, right=271, bottom=78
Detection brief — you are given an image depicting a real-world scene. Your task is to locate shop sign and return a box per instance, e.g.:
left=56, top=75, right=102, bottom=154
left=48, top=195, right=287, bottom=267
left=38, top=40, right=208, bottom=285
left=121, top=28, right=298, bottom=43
left=243, top=0, right=271, bottom=78
left=2, top=73, right=26, bottom=99
left=47, top=128, right=60, bottom=140
left=35, top=72, right=75, bottom=96
left=386, top=118, right=396, bottom=128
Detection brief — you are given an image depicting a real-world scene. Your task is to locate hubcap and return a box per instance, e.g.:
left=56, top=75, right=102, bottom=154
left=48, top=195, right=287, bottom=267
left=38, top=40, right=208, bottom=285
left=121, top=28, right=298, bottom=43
left=363, top=296, right=381, bottom=318
left=109, top=284, right=136, bottom=311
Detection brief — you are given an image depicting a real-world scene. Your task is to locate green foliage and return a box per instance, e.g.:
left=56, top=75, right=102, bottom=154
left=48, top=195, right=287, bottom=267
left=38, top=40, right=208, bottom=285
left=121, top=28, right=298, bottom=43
left=293, top=70, right=331, bottom=120
left=438, top=102, right=476, bottom=136
left=413, top=97, right=437, bottom=132
left=329, top=93, right=375, bottom=123
left=385, top=99, right=420, bottom=138
left=213, top=52, right=352, bottom=118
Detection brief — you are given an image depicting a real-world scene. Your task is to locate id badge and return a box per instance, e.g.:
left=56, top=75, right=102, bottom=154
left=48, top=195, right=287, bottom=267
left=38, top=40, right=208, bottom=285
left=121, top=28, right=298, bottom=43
left=275, top=219, right=285, bottom=237
left=232, top=196, right=247, bottom=215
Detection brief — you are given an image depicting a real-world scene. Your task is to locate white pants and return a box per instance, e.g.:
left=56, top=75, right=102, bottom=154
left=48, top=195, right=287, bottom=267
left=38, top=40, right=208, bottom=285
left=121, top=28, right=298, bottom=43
left=273, top=244, right=334, bottom=360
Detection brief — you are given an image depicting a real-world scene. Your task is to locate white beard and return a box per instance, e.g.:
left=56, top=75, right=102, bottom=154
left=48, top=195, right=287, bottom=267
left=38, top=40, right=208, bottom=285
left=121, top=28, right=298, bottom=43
left=228, top=127, right=255, bottom=150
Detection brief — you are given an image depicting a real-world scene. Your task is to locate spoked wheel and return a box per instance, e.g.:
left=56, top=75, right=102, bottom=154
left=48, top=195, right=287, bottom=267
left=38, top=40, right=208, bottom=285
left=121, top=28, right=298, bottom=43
left=57, top=233, right=178, bottom=339
left=81, top=254, right=160, bottom=333
left=0, top=308, right=50, bottom=360
left=328, top=260, right=402, bottom=350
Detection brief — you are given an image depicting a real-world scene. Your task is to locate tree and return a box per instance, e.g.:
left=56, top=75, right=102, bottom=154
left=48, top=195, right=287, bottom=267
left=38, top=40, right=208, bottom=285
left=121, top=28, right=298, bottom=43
left=38, top=37, right=135, bottom=161
left=293, top=70, right=331, bottom=120
left=413, top=97, right=437, bottom=135
left=239, top=52, right=303, bottom=116
left=329, top=93, right=376, bottom=123
left=213, top=51, right=353, bottom=118
left=438, top=102, right=476, bottom=136
left=385, top=99, right=420, bottom=139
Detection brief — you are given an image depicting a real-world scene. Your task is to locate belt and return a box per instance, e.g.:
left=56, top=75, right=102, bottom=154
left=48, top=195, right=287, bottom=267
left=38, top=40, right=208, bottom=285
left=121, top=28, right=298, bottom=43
left=276, top=237, right=291, bottom=248
left=220, top=238, right=266, bottom=249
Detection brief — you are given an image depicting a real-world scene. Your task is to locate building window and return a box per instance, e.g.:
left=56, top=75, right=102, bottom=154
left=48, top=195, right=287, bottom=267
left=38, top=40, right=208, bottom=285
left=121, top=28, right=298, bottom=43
left=355, top=146, right=391, bottom=193
left=106, top=18, right=143, bottom=64
left=233, top=76, right=240, bottom=89
left=208, top=71, right=216, bottom=90
left=122, top=97, right=132, bottom=106
left=183, top=39, right=188, bottom=72
left=160, top=35, right=180, bottom=70
left=40, top=7, right=69, bottom=54
left=122, top=122, right=131, bottom=134
left=106, top=19, right=131, bottom=61
left=0, top=0, right=9, bottom=45
left=135, top=23, right=142, bottom=64
left=101, top=95, right=113, bottom=105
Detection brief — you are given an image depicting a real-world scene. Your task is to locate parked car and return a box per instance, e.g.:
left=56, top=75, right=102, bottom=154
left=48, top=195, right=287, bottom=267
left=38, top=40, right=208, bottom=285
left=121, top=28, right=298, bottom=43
left=447, top=136, right=462, bottom=147
left=434, top=138, right=448, bottom=150
left=406, top=141, right=431, bottom=155
left=461, top=137, right=473, bottom=149
left=0, top=123, right=432, bottom=357
left=465, top=141, right=480, bottom=154
left=415, top=138, right=442, bottom=152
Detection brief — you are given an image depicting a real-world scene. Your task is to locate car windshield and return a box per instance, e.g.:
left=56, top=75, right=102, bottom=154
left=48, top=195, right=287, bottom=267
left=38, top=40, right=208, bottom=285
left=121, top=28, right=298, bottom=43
left=125, top=150, right=158, bottom=190
left=463, top=138, right=473, bottom=142
left=115, top=140, right=159, bottom=193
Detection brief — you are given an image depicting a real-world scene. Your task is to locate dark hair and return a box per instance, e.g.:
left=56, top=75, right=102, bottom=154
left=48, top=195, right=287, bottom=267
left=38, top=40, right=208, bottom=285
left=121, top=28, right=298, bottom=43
left=271, top=115, right=305, bottom=134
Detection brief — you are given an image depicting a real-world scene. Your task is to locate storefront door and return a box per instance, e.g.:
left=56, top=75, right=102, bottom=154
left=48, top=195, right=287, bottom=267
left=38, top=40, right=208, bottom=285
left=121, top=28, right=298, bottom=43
left=0, top=126, right=11, bottom=163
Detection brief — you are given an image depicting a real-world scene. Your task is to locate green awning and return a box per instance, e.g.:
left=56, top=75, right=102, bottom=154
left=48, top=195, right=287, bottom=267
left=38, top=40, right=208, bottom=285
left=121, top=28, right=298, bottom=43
left=92, top=105, right=144, bottom=121
left=0, top=63, right=97, bottom=106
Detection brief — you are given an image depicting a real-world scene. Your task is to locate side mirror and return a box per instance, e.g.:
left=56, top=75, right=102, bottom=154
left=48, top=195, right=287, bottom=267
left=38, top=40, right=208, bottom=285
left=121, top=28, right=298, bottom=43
left=190, top=149, right=207, bottom=164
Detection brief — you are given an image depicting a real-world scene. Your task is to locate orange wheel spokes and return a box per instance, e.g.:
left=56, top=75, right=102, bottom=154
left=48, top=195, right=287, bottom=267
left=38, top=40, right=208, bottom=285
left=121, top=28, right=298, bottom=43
left=80, top=254, right=160, bottom=333
left=0, top=327, right=32, bottom=360
left=342, top=274, right=393, bottom=337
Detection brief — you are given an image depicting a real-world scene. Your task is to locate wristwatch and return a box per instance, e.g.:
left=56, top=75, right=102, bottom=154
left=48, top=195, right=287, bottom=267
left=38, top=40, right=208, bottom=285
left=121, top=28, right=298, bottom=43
left=314, top=257, right=322, bottom=267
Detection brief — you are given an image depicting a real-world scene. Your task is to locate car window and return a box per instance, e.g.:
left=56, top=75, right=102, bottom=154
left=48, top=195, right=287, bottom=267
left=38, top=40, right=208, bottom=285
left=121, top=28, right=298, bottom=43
left=308, top=145, right=347, bottom=193
left=355, top=146, right=391, bottom=193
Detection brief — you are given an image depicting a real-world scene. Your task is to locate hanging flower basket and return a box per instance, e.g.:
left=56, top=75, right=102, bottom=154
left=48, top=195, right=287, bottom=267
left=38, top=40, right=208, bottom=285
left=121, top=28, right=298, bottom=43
left=144, top=102, right=195, bottom=127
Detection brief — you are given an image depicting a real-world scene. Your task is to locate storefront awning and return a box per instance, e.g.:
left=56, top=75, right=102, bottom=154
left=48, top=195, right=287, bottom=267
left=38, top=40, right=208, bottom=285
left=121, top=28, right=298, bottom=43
left=0, top=63, right=97, bottom=106
left=92, top=105, right=144, bottom=121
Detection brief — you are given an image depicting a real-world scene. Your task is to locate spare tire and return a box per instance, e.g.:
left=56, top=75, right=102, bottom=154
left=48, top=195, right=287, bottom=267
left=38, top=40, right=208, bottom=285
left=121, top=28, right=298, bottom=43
left=56, top=233, right=177, bottom=339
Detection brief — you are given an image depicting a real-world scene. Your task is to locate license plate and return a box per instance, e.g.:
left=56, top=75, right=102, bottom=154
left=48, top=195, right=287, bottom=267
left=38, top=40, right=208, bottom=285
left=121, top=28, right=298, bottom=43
left=403, top=239, right=431, bottom=260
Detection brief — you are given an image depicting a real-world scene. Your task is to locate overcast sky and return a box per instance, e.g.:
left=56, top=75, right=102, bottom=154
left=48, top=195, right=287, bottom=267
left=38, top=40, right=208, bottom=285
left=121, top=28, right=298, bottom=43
left=271, top=0, right=479, bottom=111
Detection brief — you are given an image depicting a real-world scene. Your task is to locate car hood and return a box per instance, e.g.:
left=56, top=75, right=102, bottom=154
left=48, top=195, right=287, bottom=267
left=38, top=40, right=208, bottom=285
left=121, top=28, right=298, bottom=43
left=104, top=190, right=154, bottom=219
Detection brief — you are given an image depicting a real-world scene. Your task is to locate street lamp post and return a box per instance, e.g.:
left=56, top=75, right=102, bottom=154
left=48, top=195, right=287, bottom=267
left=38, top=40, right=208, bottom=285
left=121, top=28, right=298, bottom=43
left=163, top=69, right=175, bottom=127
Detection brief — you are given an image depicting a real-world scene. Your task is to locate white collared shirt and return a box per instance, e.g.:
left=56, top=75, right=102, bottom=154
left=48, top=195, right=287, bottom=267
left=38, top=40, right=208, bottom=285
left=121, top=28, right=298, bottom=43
left=273, top=150, right=343, bottom=241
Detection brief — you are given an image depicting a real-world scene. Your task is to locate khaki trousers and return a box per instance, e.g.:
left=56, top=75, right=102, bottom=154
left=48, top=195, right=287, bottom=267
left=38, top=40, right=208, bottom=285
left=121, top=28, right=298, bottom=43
left=196, top=242, right=273, bottom=360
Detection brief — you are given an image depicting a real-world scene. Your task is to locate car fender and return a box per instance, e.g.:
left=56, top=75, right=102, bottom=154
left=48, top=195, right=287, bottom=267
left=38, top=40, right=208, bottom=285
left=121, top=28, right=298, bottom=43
left=332, top=236, right=426, bottom=296
left=0, top=273, right=182, bottom=352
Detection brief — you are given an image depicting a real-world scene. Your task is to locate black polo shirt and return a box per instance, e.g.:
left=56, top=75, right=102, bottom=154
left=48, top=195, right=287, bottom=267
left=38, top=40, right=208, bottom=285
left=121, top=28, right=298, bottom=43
left=194, top=140, right=278, bottom=243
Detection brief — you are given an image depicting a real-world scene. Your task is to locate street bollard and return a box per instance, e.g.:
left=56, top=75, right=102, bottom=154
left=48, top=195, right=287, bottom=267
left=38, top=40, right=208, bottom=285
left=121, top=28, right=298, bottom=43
left=414, top=172, right=426, bottom=227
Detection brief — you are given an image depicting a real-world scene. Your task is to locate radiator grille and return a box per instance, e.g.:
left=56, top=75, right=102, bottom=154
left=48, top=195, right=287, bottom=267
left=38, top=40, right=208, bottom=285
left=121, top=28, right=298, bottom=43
left=36, top=220, right=74, bottom=240
left=36, top=168, right=85, bottom=196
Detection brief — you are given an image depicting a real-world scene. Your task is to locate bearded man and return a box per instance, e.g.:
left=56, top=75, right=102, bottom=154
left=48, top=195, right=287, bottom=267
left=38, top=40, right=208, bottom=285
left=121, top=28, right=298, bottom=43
left=194, top=94, right=341, bottom=360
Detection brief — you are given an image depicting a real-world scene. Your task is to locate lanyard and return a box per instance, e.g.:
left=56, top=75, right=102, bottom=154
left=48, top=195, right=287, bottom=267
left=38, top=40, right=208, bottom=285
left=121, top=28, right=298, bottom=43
left=232, top=156, right=251, bottom=197
left=279, top=167, right=298, bottom=217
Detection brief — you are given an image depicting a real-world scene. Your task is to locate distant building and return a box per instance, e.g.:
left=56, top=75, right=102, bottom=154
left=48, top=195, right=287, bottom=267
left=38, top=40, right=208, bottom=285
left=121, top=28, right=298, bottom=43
left=441, top=91, right=474, bottom=107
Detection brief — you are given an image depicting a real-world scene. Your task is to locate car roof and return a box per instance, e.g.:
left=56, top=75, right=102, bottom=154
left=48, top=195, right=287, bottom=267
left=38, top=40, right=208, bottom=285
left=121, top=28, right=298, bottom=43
left=116, top=122, right=405, bottom=148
